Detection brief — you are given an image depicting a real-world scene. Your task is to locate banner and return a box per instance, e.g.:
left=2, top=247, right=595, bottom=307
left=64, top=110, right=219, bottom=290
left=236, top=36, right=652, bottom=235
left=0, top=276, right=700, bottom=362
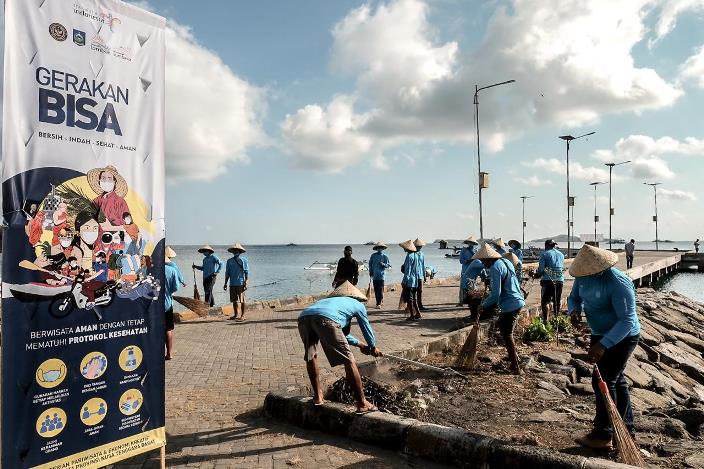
left=2, top=1, right=166, bottom=467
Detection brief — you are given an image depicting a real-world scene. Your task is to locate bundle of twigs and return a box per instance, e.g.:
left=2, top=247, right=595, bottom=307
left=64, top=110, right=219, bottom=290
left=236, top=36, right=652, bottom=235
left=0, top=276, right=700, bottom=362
left=455, top=320, right=481, bottom=369
left=173, top=296, right=210, bottom=317
left=593, top=365, right=645, bottom=466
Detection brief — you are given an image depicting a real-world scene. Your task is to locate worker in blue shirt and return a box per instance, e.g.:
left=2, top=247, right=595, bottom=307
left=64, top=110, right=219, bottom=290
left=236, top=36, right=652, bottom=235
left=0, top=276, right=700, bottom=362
left=489, top=238, right=508, bottom=254
left=298, top=281, right=383, bottom=414
left=568, top=245, right=640, bottom=450
left=223, top=243, right=249, bottom=321
left=368, top=242, right=391, bottom=308
left=193, top=244, right=223, bottom=307
left=475, top=243, right=525, bottom=375
left=458, top=236, right=479, bottom=306
left=164, top=246, right=186, bottom=360
left=400, top=240, right=420, bottom=320
left=414, top=238, right=428, bottom=311
left=464, top=258, right=488, bottom=321
left=508, top=240, right=523, bottom=264
left=534, top=239, right=565, bottom=321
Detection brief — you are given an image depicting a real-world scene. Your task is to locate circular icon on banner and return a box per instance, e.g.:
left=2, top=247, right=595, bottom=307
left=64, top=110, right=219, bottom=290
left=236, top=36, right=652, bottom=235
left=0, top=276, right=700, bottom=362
left=80, top=397, right=108, bottom=426
left=80, top=352, right=108, bottom=380
left=119, top=389, right=143, bottom=416
left=36, top=358, right=67, bottom=389
left=119, top=345, right=143, bottom=372
left=36, top=408, right=67, bottom=438
left=49, top=23, right=68, bottom=42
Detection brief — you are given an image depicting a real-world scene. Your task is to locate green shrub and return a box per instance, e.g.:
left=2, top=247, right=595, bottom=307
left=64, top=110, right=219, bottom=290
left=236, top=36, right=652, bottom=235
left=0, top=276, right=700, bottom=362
left=550, top=314, right=573, bottom=334
left=523, top=317, right=554, bottom=342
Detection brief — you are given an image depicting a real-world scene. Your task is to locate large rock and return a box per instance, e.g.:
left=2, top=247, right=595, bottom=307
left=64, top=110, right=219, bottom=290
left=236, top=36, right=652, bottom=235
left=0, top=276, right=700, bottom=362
left=543, top=363, right=577, bottom=383
left=634, top=415, right=690, bottom=439
left=671, top=408, right=704, bottom=437
left=567, top=383, right=594, bottom=395
left=654, top=342, right=704, bottom=384
left=538, top=350, right=572, bottom=366
left=523, top=409, right=568, bottom=423
left=570, top=358, right=592, bottom=378
left=535, top=373, right=570, bottom=390
left=536, top=379, right=566, bottom=395
left=631, top=388, right=675, bottom=411
left=624, top=362, right=653, bottom=389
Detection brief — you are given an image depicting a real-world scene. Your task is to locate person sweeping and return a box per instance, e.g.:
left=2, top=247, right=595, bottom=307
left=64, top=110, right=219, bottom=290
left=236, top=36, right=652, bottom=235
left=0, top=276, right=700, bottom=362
left=297, top=281, right=382, bottom=414
left=413, top=238, right=427, bottom=311
left=458, top=236, right=479, bottom=306
left=193, top=245, right=223, bottom=307
left=475, top=243, right=525, bottom=375
left=568, top=245, right=641, bottom=451
left=400, top=240, right=421, bottom=320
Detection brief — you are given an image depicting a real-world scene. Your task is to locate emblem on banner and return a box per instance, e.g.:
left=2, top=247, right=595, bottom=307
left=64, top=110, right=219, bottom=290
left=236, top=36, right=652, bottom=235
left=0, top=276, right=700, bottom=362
left=49, top=23, right=68, bottom=42
left=73, top=29, right=86, bottom=46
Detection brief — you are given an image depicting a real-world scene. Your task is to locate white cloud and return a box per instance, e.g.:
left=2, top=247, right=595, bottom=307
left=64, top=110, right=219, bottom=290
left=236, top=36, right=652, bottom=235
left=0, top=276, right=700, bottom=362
left=591, top=134, right=704, bottom=180
left=282, top=0, right=689, bottom=172
left=513, top=175, right=553, bottom=186
left=165, top=22, right=266, bottom=182
left=681, top=45, right=704, bottom=88
left=652, top=0, right=704, bottom=43
left=524, top=158, right=610, bottom=181
left=660, top=188, right=697, bottom=201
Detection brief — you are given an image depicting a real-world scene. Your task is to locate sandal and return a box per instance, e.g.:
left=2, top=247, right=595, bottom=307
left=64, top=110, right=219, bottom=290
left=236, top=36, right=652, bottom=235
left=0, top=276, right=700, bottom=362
left=355, top=405, right=378, bottom=415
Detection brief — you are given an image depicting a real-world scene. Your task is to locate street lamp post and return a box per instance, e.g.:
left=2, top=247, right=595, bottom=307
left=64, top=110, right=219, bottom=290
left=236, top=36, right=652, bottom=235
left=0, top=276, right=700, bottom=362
left=589, top=182, right=607, bottom=246
left=520, top=195, right=532, bottom=247
left=605, top=161, right=631, bottom=250
left=559, top=132, right=595, bottom=257
left=644, top=182, right=661, bottom=251
left=474, top=79, right=515, bottom=240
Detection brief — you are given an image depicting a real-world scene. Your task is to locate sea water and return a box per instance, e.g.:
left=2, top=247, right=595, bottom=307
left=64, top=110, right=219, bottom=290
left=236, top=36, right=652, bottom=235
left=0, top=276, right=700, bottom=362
left=657, top=272, right=704, bottom=303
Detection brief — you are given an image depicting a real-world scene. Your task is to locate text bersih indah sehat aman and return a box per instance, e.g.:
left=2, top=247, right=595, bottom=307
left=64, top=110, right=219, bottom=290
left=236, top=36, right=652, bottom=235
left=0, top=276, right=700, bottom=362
left=569, top=244, right=619, bottom=277
left=328, top=281, right=367, bottom=301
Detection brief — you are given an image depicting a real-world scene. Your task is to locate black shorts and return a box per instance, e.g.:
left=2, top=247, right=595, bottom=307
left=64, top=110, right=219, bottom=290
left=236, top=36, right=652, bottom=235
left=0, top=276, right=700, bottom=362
left=540, top=280, right=563, bottom=307
left=498, top=309, right=521, bottom=336
left=229, top=285, right=246, bottom=303
left=165, top=307, right=175, bottom=331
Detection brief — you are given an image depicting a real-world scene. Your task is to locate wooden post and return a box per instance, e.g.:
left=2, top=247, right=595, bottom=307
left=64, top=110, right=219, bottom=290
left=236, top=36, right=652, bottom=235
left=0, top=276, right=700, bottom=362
left=160, top=445, right=166, bottom=469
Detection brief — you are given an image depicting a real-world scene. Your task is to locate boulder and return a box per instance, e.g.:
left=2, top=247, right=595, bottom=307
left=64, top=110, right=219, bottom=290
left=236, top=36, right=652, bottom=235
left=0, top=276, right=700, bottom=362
left=684, top=453, right=704, bottom=468
left=543, top=363, right=577, bottom=383
left=538, top=350, right=572, bottom=366
left=671, top=408, right=704, bottom=437
left=567, top=383, right=593, bottom=395
left=624, top=362, right=652, bottom=389
left=523, top=409, right=568, bottom=423
left=570, top=358, right=592, bottom=378
left=635, top=415, right=690, bottom=439
left=631, top=388, right=675, bottom=411
left=536, top=379, right=566, bottom=395
left=535, top=373, right=570, bottom=389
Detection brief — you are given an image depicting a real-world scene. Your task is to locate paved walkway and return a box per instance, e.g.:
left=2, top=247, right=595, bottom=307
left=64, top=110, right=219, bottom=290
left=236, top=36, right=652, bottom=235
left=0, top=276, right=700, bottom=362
left=115, top=251, right=676, bottom=468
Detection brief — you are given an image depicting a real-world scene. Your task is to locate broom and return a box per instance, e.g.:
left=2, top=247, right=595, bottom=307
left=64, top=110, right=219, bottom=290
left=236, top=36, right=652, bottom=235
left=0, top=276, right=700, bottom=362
left=365, top=279, right=372, bottom=300
left=593, top=365, right=645, bottom=467
left=455, top=318, right=480, bottom=369
left=192, top=268, right=201, bottom=301
left=173, top=296, right=210, bottom=317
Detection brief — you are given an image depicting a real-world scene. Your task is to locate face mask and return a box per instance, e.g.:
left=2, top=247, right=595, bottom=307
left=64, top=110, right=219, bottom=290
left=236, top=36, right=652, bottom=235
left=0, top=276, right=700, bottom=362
left=82, top=231, right=99, bottom=245
left=70, top=262, right=78, bottom=268
left=59, top=238, right=72, bottom=248
left=124, top=217, right=132, bottom=224
left=37, top=367, right=64, bottom=383
left=100, top=180, right=115, bottom=193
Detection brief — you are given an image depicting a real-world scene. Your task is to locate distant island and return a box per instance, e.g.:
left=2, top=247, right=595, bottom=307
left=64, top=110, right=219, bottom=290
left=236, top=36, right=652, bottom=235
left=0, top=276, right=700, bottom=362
left=529, top=234, right=581, bottom=243
left=364, top=241, right=376, bottom=246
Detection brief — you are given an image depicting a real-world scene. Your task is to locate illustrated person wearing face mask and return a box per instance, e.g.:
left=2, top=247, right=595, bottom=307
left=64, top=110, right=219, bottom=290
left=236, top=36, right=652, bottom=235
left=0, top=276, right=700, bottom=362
left=71, top=211, right=100, bottom=271
left=92, top=251, right=109, bottom=283
left=87, top=165, right=130, bottom=228
left=568, top=245, right=641, bottom=450
left=122, top=212, right=143, bottom=255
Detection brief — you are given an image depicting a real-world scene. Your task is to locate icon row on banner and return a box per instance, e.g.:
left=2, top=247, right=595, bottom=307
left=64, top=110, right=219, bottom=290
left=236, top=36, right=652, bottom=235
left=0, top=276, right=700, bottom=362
left=35, top=345, right=143, bottom=389
left=37, top=389, right=144, bottom=438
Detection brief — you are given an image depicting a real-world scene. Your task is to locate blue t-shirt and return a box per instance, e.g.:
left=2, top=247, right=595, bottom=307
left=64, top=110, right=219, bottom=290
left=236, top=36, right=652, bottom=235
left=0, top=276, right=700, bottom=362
left=368, top=251, right=391, bottom=281
left=299, top=296, right=376, bottom=347
left=568, top=267, right=640, bottom=348
left=195, top=253, right=223, bottom=278
left=164, top=261, right=185, bottom=311
left=481, top=259, right=525, bottom=313
left=537, top=248, right=565, bottom=281
left=225, top=255, right=249, bottom=286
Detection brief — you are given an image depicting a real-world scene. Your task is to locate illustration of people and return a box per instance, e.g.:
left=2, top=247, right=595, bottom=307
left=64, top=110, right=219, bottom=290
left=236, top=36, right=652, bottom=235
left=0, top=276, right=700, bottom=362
left=51, top=202, right=69, bottom=244
left=82, top=407, right=91, bottom=419
left=98, top=403, right=106, bottom=415
left=92, top=252, right=109, bottom=282
left=123, top=212, right=142, bottom=254
left=71, top=212, right=100, bottom=271
left=87, top=165, right=130, bottom=229
left=82, top=355, right=107, bottom=379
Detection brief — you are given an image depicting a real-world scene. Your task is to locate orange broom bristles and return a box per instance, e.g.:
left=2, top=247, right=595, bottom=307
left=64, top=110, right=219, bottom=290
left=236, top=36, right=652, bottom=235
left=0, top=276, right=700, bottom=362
left=593, top=365, right=645, bottom=467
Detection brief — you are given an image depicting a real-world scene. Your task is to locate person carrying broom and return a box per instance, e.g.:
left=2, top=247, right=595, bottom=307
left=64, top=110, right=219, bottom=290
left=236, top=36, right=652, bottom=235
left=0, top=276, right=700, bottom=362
left=224, top=243, right=249, bottom=321
left=474, top=243, right=525, bottom=375
left=568, top=245, right=641, bottom=451
left=164, top=246, right=186, bottom=360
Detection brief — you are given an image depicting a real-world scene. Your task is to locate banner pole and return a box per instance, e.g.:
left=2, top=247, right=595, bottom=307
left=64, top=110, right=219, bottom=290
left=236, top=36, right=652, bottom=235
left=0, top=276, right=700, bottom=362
left=160, top=445, right=166, bottom=469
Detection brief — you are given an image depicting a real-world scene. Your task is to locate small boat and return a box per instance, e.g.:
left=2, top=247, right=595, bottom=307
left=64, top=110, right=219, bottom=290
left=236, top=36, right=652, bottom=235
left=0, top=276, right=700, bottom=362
left=304, top=261, right=336, bottom=272
left=286, top=243, right=298, bottom=247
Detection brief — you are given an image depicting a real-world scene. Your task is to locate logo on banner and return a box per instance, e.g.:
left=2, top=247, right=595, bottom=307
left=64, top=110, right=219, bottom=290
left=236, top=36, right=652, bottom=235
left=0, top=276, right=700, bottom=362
left=73, top=29, right=86, bottom=46
left=90, top=34, right=110, bottom=54
left=49, top=23, right=68, bottom=42
left=113, top=46, right=132, bottom=62
left=73, top=3, right=122, bottom=31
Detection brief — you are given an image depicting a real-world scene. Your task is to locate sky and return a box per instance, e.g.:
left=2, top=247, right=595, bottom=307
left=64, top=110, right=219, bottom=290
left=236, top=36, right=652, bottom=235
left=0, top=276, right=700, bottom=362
left=5, top=0, right=704, bottom=244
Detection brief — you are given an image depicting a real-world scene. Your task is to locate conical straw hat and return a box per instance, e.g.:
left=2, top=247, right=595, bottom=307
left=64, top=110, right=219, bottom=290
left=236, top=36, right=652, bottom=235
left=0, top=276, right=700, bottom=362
left=413, top=238, right=426, bottom=247
left=491, top=238, right=506, bottom=248
left=198, top=245, right=215, bottom=253
left=569, top=245, right=619, bottom=277
left=86, top=165, right=128, bottom=197
left=227, top=243, right=246, bottom=253
left=472, top=243, right=502, bottom=260
left=399, top=240, right=417, bottom=252
left=502, top=252, right=520, bottom=268
left=328, top=281, right=367, bottom=301
left=373, top=242, right=388, bottom=250
left=508, top=240, right=521, bottom=249
left=464, top=236, right=478, bottom=245
left=165, top=246, right=177, bottom=258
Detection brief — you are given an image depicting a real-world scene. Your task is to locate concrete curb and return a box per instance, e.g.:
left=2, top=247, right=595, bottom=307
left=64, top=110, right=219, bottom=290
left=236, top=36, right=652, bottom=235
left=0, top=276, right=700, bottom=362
left=263, top=393, right=635, bottom=468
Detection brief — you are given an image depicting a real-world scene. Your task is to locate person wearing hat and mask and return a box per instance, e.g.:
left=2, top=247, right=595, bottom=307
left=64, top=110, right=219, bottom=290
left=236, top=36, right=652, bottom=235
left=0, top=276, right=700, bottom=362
left=224, top=243, right=250, bottom=321
left=508, top=240, right=523, bottom=264
left=489, top=238, right=508, bottom=255
left=568, top=245, right=640, bottom=450
left=534, top=239, right=565, bottom=322
left=399, top=240, right=421, bottom=320
left=458, top=236, right=480, bottom=306
left=413, top=239, right=428, bottom=311
left=475, top=244, right=525, bottom=375
left=333, top=246, right=359, bottom=288
left=298, top=281, right=383, bottom=414
left=165, top=246, right=186, bottom=360
left=193, top=245, right=223, bottom=307
left=464, top=257, right=489, bottom=321
left=87, top=165, right=130, bottom=229
left=368, top=242, right=391, bottom=308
